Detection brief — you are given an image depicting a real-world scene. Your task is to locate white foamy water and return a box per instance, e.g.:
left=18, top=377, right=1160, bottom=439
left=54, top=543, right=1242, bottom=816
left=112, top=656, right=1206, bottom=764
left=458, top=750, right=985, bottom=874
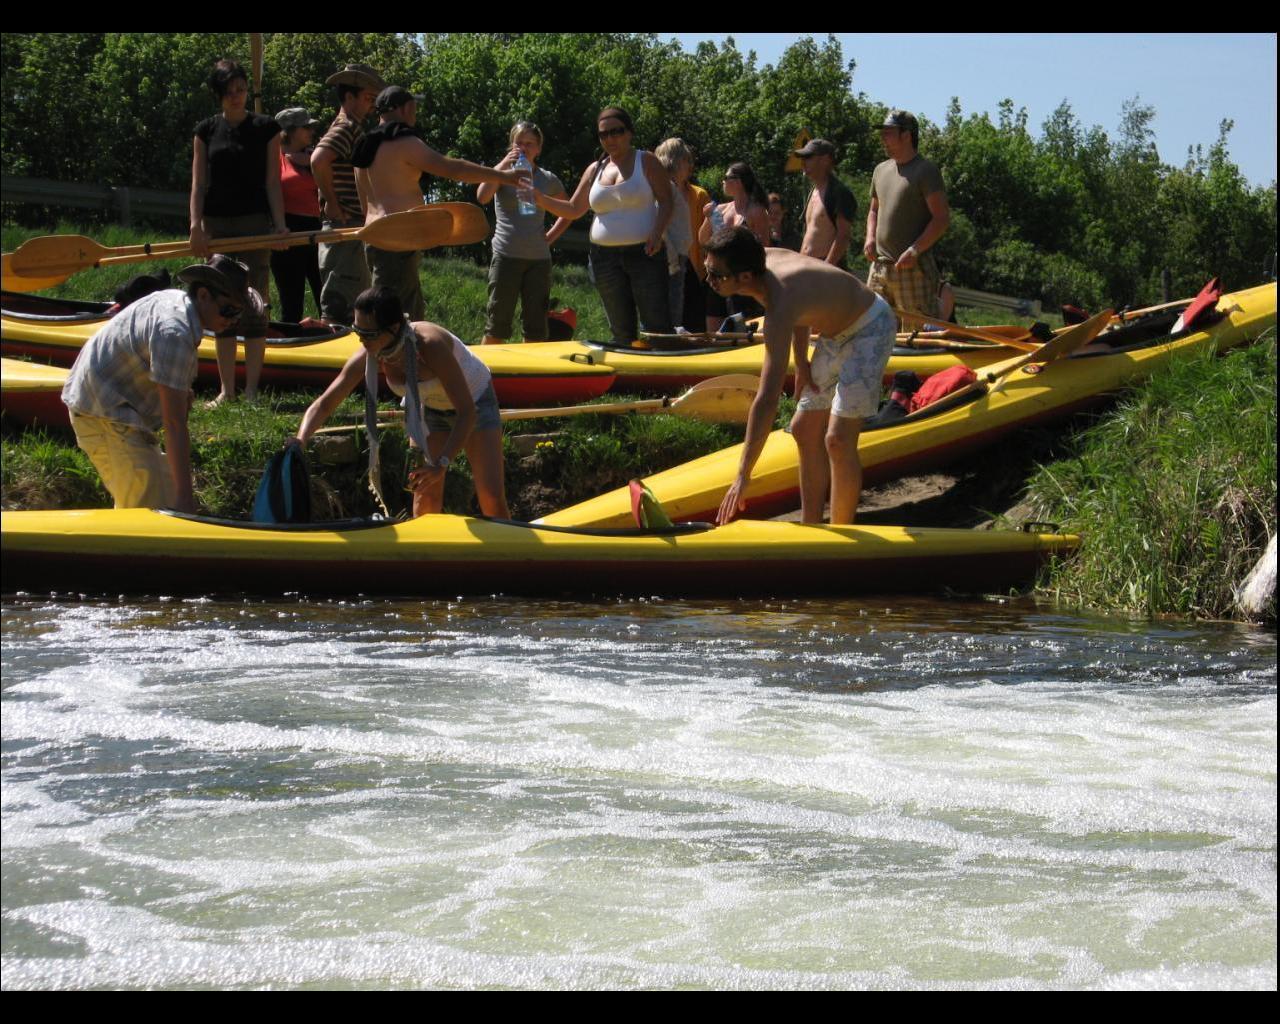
left=2, top=597, right=1275, bottom=990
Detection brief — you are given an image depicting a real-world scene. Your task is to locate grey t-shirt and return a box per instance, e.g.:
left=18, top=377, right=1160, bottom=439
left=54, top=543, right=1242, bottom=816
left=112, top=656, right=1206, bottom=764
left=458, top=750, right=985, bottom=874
left=491, top=166, right=566, bottom=260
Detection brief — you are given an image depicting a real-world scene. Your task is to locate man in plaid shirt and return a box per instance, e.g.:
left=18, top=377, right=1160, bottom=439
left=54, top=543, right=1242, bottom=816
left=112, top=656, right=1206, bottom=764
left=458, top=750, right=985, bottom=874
left=62, top=255, right=261, bottom=512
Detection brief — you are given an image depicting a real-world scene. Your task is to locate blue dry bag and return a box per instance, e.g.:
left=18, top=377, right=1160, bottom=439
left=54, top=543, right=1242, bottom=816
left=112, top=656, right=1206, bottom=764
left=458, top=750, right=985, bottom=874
left=252, top=444, right=312, bottom=524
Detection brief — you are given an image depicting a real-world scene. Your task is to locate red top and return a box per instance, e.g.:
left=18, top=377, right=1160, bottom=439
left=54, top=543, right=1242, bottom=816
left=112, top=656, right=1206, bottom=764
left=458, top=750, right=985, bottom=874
left=280, top=150, right=321, bottom=219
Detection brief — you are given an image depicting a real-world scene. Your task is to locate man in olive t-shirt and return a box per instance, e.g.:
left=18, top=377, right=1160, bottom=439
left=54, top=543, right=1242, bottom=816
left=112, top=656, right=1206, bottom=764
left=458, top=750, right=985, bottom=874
left=864, top=110, right=950, bottom=322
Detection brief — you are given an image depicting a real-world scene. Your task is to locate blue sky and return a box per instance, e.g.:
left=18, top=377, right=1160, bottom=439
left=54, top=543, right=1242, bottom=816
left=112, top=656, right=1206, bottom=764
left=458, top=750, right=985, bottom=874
left=663, top=33, right=1277, bottom=188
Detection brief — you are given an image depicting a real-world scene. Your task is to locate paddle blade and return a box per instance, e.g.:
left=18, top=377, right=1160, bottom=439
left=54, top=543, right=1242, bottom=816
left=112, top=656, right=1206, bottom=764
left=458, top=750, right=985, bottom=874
left=629, top=479, right=674, bottom=529
left=362, top=208, right=455, bottom=252
left=429, top=202, right=491, bottom=246
left=986, top=307, right=1113, bottom=394
left=690, top=373, right=761, bottom=393
left=671, top=384, right=758, bottom=424
left=1171, top=278, right=1222, bottom=334
left=10, top=235, right=110, bottom=276
left=2, top=252, right=71, bottom=291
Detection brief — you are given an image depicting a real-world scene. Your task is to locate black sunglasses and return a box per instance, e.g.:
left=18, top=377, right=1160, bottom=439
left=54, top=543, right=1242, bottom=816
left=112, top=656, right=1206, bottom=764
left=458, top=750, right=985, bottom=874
left=352, top=324, right=385, bottom=341
left=597, top=125, right=628, bottom=140
left=211, top=293, right=244, bottom=322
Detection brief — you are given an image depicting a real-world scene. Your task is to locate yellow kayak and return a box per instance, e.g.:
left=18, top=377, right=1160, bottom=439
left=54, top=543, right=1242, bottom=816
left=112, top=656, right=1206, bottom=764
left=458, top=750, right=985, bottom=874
left=0, top=356, right=69, bottom=429
left=517, top=334, right=1015, bottom=394
left=1, top=507, right=1078, bottom=598
left=0, top=291, right=616, bottom=407
left=539, top=283, right=1277, bottom=527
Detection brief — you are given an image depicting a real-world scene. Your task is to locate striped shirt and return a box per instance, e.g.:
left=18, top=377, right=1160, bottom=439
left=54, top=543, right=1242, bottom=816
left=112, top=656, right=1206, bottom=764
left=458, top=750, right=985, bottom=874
left=314, top=109, right=364, bottom=222
left=62, top=290, right=203, bottom=433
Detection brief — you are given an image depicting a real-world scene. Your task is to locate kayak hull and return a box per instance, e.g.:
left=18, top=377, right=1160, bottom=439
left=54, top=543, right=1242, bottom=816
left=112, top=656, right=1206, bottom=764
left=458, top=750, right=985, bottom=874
left=0, top=292, right=616, bottom=407
left=0, top=357, right=70, bottom=429
left=517, top=337, right=1013, bottom=393
left=538, top=284, right=1277, bottom=528
left=1, top=508, right=1078, bottom=598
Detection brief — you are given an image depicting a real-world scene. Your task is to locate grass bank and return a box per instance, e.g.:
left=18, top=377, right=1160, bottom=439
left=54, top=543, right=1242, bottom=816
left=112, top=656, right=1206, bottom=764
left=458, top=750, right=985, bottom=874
left=1024, top=330, right=1277, bottom=619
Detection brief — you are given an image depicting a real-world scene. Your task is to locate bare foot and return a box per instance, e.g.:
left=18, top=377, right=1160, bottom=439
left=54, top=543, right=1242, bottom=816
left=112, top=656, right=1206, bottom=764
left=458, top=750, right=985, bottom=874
left=204, top=393, right=234, bottom=410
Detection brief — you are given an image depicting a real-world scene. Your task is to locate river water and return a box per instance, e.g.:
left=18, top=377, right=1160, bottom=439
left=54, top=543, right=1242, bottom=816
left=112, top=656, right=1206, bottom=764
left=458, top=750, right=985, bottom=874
left=2, top=594, right=1275, bottom=990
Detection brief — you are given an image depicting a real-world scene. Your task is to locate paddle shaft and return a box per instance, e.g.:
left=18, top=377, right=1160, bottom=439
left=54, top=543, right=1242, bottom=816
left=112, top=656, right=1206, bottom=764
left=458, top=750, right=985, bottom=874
left=12, top=207, right=454, bottom=276
left=89, top=226, right=362, bottom=271
left=894, top=308, right=1041, bottom=352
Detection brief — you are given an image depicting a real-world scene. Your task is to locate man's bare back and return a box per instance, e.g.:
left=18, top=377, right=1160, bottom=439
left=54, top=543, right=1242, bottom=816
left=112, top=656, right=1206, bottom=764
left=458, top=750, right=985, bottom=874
left=360, top=136, right=429, bottom=221
left=761, top=248, right=876, bottom=337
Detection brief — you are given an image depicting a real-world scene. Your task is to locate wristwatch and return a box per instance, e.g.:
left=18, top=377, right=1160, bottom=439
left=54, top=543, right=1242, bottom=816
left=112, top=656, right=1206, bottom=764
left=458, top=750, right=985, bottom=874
left=434, top=454, right=451, bottom=470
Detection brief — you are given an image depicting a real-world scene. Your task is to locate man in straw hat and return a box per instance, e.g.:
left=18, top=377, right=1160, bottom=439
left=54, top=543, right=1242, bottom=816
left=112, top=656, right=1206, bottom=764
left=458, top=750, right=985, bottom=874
left=61, top=256, right=263, bottom=513
left=312, top=63, right=386, bottom=325
left=864, top=110, right=950, bottom=322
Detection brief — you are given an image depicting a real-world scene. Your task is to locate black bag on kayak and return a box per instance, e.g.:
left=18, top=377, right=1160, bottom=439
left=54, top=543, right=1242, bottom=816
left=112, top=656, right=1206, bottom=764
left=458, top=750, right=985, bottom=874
left=252, top=444, right=311, bottom=524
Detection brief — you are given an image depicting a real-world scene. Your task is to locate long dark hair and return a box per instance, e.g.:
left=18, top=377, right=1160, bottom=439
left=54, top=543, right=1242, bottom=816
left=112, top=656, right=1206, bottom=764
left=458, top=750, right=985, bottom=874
left=725, top=161, right=769, bottom=209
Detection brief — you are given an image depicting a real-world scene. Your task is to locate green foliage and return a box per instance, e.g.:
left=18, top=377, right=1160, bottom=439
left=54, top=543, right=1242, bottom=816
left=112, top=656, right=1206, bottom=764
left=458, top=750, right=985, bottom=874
left=1025, top=331, right=1277, bottom=619
left=3, top=34, right=1274, bottom=312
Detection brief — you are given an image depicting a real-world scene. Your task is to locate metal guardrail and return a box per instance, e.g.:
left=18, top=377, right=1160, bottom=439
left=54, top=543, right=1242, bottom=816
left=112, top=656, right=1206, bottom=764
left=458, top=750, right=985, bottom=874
left=2, top=174, right=598, bottom=252
left=950, top=285, right=1041, bottom=318
left=1, top=176, right=188, bottom=225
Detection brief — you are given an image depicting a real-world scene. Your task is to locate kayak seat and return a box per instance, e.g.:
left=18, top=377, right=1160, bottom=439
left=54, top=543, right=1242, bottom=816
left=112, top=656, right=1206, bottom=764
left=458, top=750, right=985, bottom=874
left=485, top=516, right=714, bottom=537
left=866, top=382, right=985, bottom=431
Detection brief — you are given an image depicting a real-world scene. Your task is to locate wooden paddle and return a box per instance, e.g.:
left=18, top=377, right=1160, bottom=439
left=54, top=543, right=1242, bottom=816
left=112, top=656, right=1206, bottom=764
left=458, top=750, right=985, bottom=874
left=893, top=308, right=1114, bottom=423
left=419, top=202, right=492, bottom=246
left=894, top=308, right=1044, bottom=352
left=2, top=252, right=73, bottom=293
left=317, top=375, right=761, bottom=435
left=11, top=207, right=455, bottom=276
left=895, top=331, right=1019, bottom=353
left=986, top=307, right=1113, bottom=394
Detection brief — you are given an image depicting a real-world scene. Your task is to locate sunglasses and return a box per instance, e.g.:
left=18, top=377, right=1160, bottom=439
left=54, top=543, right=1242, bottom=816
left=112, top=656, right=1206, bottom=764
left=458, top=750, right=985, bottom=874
left=209, top=293, right=244, bottom=322
left=352, top=324, right=385, bottom=341
left=597, top=125, right=629, bottom=140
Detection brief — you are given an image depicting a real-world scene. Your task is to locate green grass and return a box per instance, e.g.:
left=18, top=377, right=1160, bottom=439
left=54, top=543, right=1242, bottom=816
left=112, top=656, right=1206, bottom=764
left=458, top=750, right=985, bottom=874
left=1024, top=329, right=1277, bottom=619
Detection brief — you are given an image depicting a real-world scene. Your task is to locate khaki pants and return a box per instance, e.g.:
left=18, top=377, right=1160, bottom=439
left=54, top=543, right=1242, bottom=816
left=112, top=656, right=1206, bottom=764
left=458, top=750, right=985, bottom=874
left=319, top=218, right=371, bottom=326
left=70, top=412, right=174, bottom=509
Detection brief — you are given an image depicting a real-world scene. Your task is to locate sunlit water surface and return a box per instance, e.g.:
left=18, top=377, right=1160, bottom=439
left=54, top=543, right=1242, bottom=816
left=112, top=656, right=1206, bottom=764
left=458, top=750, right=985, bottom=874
left=2, top=594, right=1275, bottom=990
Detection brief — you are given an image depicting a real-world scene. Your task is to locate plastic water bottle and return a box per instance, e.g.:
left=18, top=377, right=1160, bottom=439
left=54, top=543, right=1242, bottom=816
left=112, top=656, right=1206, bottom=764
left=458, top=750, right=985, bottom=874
left=514, top=152, right=537, bottom=216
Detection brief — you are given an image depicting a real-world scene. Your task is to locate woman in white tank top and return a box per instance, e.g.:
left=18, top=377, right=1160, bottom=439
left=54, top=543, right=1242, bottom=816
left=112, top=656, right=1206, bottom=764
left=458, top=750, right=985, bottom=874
left=532, top=106, right=675, bottom=343
left=290, top=287, right=509, bottom=520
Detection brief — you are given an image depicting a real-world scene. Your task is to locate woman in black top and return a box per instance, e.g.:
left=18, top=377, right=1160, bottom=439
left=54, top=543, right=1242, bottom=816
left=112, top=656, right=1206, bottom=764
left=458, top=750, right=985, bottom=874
left=189, top=58, right=286, bottom=404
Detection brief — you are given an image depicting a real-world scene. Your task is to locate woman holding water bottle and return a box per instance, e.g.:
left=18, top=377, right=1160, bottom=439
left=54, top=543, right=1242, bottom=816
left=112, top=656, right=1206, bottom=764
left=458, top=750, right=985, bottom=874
left=476, top=122, right=567, bottom=344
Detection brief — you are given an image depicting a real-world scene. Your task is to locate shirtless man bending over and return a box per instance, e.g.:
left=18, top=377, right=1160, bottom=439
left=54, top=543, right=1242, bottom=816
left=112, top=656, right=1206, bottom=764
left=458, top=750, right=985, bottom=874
left=707, top=226, right=896, bottom=526
left=352, top=86, right=529, bottom=320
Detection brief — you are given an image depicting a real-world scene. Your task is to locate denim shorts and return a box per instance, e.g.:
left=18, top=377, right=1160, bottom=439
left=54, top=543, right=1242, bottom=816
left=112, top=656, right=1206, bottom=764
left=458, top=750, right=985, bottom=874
left=421, top=382, right=502, bottom=434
